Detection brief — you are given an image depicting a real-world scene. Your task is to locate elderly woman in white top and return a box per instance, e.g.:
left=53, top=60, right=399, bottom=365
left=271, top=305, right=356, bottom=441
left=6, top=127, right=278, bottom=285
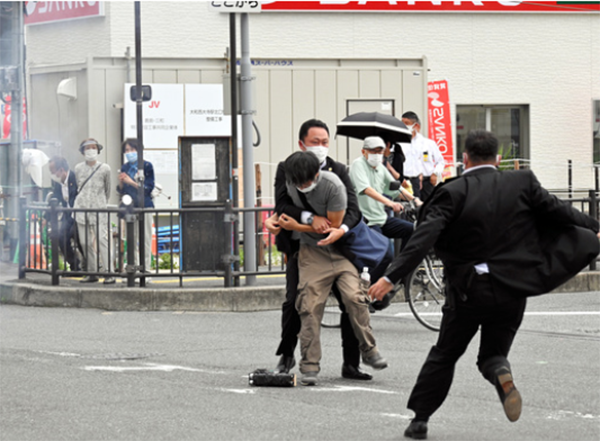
left=73, top=138, right=114, bottom=284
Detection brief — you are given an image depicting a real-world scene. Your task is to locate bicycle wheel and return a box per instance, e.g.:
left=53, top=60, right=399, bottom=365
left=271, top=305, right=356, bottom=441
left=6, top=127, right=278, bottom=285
left=405, top=256, right=445, bottom=331
left=321, top=292, right=341, bottom=328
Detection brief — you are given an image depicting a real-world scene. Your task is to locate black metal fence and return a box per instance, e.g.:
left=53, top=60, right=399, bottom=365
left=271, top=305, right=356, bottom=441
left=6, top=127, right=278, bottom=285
left=18, top=197, right=284, bottom=287
left=18, top=188, right=600, bottom=286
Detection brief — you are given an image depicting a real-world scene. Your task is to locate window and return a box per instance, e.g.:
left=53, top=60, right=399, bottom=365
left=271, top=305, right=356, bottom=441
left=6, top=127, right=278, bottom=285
left=456, top=105, right=530, bottom=167
left=594, top=100, right=600, bottom=164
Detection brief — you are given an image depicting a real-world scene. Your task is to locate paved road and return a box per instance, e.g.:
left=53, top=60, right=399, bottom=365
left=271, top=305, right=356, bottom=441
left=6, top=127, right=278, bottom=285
left=1, top=292, right=599, bottom=441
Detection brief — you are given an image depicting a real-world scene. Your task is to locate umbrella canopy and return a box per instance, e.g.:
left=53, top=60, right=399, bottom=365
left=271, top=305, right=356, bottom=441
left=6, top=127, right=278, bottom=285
left=336, top=112, right=412, bottom=144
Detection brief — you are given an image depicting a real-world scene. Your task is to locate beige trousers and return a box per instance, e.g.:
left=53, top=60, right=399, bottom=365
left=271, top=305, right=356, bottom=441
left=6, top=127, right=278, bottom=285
left=296, top=244, right=378, bottom=373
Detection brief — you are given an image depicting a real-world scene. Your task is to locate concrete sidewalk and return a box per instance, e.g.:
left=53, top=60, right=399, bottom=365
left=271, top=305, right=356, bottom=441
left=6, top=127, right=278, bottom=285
left=0, top=261, right=598, bottom=311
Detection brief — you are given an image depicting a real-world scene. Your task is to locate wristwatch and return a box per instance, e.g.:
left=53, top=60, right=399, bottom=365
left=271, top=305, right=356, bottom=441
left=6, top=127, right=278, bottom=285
left=307, top=214, right=314, bottom=225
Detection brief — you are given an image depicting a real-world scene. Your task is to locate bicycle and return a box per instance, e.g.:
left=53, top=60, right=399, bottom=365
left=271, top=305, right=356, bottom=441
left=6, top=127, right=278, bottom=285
left=404, top=251, right=445, bottom=331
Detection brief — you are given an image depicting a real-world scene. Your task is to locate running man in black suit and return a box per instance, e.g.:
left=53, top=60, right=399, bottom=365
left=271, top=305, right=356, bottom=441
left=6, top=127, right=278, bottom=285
left=369, top=129, right=600, bottom=439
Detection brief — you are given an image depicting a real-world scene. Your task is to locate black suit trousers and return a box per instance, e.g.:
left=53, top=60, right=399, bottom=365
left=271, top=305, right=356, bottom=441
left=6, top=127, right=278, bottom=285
left=275, top=251, right=361, bottom=367
left=407, top=276, right=527, bottom=417
left=58, top=218, right=79, bottom=271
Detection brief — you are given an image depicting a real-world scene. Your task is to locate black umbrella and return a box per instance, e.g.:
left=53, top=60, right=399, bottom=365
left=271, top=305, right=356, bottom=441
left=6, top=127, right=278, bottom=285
left=336, top=112, right=412, bottom=144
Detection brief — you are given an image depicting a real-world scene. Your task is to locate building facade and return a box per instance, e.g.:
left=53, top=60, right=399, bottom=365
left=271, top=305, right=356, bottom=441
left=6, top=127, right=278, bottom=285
left=19, top=1, right=600, bottom=205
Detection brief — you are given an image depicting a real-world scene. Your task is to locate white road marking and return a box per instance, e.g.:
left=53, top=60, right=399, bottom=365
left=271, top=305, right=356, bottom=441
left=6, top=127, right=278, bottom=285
left=546, top=410, right=600, bottom=420
left=391, top=311, right=600, bottom=317
left=220, top=388, right=256, bottom=394
left=39, top=351, right=82, bottom=357
left=312, top=385, right=398, bottom=394
left=83, top=363, right=226, bottom=374
left=381, top=413, right=413, bottom=420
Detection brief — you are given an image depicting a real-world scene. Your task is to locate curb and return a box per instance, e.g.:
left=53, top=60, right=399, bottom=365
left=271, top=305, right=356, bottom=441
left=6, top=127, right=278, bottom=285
left=1, top=272, right=598, bottom=312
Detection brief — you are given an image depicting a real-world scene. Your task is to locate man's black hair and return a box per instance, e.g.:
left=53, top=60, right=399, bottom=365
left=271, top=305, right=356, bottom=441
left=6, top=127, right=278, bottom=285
left=465, top=129, right=498, bottom=163
left=49, top=156, right=69, bottom=172
left=284, top=151, right=320, bottom=187
left=121, top=138, right=142, bottom=154
left=298, top=119, right=329, bottom=142
left=401, top=111, right=420, bottom=125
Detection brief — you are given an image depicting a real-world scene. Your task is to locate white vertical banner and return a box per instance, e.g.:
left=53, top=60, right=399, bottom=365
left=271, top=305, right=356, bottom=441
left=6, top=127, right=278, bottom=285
left=124, top=84, right=185, bottom=149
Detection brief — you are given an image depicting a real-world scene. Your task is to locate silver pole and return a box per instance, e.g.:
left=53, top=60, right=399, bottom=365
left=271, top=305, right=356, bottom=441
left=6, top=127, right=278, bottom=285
left=9, top=1, right=24, bottom=249
left=240, top=13, right=256, bottom=285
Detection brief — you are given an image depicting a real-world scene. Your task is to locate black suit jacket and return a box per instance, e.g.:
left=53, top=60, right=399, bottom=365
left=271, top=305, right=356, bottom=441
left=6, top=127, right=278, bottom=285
left=385, top=167, right=600, bottom=297
left=50, top=171, right=77, bottom=226
left=51, top=171, right=78, bottom=208
left=274, top=156, right=361, bottom=256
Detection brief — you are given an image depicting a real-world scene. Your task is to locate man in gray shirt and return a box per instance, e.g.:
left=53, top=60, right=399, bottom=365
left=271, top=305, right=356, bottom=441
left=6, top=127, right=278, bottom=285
left=277, top=151, right=388, bottom=386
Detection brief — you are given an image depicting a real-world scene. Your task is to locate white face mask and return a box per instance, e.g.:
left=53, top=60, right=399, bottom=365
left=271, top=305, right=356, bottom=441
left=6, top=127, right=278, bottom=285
left=406, top=123, right=415, bottom=133
left=367, top=153, right=383, bottom=167
left=84, top=149, right=98, bottom=161
left=297, top=180, right=318, bottom=194
left=303, top=145, right=329, bottom=163
left=50, top=174, right=63, bottom=183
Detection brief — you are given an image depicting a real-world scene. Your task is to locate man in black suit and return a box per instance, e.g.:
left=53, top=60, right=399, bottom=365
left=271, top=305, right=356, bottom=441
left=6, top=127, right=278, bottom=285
left=49, top=156, right=79, bottom=271
left=265, top=118, right=390, bottom=381
left=369, top=129, right=600, bottom=439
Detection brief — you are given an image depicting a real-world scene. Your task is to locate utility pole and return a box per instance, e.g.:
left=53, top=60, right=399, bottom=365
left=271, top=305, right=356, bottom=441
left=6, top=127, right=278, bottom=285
left=240, top=13, right=256, bottom=286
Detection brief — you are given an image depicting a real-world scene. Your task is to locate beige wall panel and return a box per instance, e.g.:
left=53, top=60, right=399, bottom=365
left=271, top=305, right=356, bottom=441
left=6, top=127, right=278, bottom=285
left=153, top=70, right=177, bottom=83
left=359, top=70, right=381, bottom=99
left=104, top=68, right=128, bottom=204
left=254, top=70, right=273, bottom=203
left=402, top=70, right=426, bottom=133
left=381, top=70, right=404, bottom=117
left=142, top=69, right=153, bottom=83
left=336, top=70, right=359, bottom=165
left=269, top=70, right=294, bottom=178
left=292, top=70, right=315, bottom=157
left=177, top=70, right=201, bottom=84
left=315, top=70, right=338, bottom=159
left=200, top=70, right=225, bottom=84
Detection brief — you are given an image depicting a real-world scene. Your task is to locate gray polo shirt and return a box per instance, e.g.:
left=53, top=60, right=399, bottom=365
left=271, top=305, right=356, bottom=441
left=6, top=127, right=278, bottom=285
left=286, top=170, right=347, bottom=247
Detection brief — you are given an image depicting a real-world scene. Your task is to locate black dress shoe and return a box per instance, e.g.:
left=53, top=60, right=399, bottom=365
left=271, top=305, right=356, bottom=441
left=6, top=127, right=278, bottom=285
left=341, top=364, right=373, bottom=381
left=404, top=420, right=428, bottom=440
left=274, top=355, right=295, bottom=374
left=494, top=367, right=521, bottom=422
left=80, top=275, right=99, bottom=283
left=371, top=291, right=397, bottom=311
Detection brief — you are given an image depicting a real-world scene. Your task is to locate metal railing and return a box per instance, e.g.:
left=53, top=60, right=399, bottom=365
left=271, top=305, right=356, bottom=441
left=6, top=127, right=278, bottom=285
left=18, top=197, right=285, bottom=287
left=18, top=187, right=600, bottom=286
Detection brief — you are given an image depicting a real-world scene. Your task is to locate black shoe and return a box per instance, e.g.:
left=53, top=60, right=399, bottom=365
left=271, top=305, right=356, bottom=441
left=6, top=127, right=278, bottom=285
left=495, top=367, right=521, bottom=422
left=404, top=420, right=428, bottom=440
left=371, top=291, right=397, bottom=311
left=341, top=364, right=373, bottom=381
left=274, top=355, right=295, bottom=374
left=80, top=275, right=99, bottom=283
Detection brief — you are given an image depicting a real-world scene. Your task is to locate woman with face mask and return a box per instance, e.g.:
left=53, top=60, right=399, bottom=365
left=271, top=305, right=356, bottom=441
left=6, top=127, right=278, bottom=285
left=117, top=138, right=155, bottom=277
left=73, top=138, right=114, bottom=284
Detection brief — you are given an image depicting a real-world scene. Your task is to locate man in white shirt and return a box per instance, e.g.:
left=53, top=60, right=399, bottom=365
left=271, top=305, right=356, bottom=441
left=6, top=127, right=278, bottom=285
left=401, top=111, right=445, bottom=201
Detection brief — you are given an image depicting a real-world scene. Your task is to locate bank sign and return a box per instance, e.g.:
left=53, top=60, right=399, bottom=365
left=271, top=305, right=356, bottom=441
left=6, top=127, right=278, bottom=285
left=24, top=1, right=104, bottom=25
left=259, top=1, right=600, bottom=13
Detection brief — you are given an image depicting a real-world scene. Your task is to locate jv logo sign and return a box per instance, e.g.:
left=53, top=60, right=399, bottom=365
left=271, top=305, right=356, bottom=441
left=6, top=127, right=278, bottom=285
left=149, top=101, right=161, bottom=109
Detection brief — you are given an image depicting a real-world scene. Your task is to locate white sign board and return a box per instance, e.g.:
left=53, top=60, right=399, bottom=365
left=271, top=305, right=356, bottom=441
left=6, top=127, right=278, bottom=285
left=124, top=84, right=185, bottom=149
left=185, top=84, right=232, bottom=137
left=143, top=150, right=178, bottom=209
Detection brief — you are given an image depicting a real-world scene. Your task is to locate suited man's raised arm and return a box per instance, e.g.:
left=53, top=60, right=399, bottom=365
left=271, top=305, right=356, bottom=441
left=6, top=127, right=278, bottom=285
left=274, top=161, right=303, bottom=221
left=529, top=171, right=600, bottom=232
left=332, top=162, right=361, bottom=230
left=384, top=187, right=455, bottom=285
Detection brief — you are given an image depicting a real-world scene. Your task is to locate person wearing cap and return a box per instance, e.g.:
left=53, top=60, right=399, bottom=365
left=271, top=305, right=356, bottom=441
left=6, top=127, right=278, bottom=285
left=349, top=136, right=415, bottom=252
left=401, top=111, right=445, bottom=201
left=73, top=138, right=115, bottom=284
